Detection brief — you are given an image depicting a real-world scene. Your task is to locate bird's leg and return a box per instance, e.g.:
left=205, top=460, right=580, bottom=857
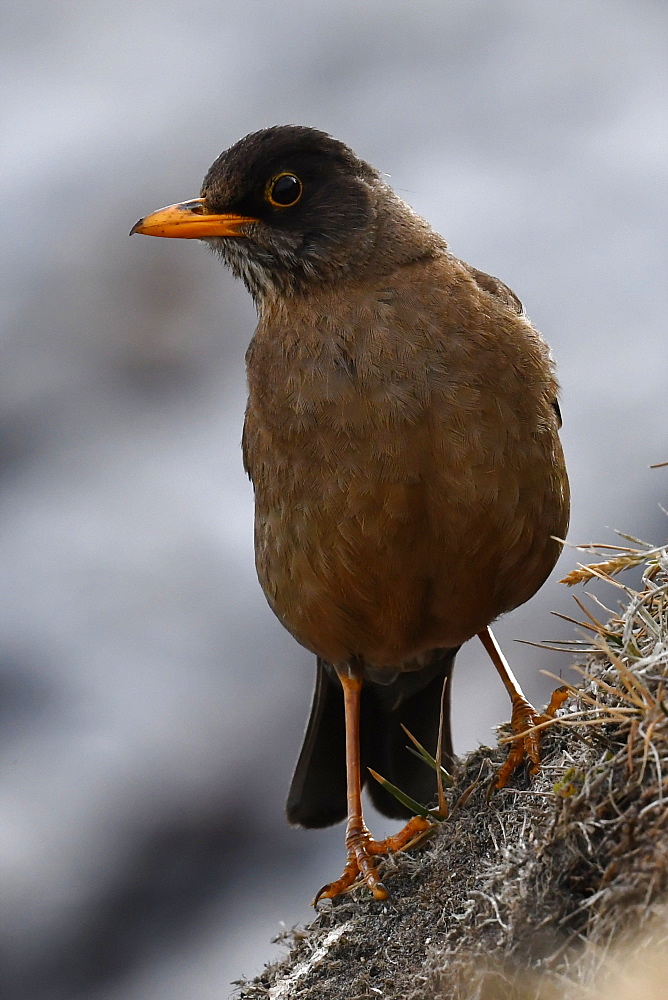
left=478, top=626, right=567, bottom=789
left=314, top=659, right=430, bottom=904
left=315, top=660, right=387, bottom=902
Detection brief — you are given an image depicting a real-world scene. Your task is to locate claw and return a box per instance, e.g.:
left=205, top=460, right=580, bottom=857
left=477, top=628, right=569, bottom=791
left=494, top=685, right=569, bottom=789
left=314, top=815, right=431, bottom=904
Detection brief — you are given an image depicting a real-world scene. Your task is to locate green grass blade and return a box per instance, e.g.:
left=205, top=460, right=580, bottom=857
left=401, top=725, right=454, bottom=786
left=367, top=768, right=444, bottom=821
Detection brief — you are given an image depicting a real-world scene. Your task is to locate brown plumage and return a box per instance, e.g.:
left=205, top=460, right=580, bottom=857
left=132, top=126, right=569, bottom=900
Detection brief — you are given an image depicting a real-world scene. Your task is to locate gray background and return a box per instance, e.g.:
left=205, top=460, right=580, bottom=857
left=1, top=1, right=666, bottom=997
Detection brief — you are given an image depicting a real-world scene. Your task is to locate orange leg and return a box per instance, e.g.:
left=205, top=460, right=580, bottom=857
left=478, top=626, right=567, bottom=789
left=315, top=660, right=430, bottom=904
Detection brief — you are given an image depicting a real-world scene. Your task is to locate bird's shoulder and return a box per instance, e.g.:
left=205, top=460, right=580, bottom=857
left=455, top=261, right=524, bottom=315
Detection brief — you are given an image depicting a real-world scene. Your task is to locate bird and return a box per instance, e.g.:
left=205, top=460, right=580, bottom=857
left=131, top=125, right=570, bottom=902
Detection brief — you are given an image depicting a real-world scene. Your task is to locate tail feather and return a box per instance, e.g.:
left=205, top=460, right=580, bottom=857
left=286, top=649, right=458, bottom=828
left=286, top=658, right=348, bottom=828
left=363, top=651, right=456, bottom=818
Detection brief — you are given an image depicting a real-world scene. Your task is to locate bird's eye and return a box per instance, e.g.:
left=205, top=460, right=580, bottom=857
left=266, top=173, right=303, bottom=208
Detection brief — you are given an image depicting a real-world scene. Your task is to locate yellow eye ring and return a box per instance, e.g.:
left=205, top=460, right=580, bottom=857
left=266, top=172, right=303, bottom=208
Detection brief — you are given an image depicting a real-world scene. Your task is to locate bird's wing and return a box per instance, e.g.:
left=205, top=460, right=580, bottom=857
left=460, top=261, right=563, bottom=427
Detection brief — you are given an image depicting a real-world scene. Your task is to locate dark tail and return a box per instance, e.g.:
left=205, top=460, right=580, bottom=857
left=286, top=649, right=458, bottom=828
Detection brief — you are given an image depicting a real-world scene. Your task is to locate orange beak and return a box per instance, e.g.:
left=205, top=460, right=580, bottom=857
left=130, top=198, right=257, bottom=239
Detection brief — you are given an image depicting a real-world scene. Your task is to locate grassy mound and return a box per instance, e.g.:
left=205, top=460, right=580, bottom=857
left=236, top=535, right=668, bottom=1000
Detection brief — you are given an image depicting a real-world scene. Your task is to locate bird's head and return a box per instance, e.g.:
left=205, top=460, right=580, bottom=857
left=131, top=126, right=443, bottom=303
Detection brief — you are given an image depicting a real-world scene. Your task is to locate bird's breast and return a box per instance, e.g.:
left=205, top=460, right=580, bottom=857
left=242, top=274, right=568, bottom=666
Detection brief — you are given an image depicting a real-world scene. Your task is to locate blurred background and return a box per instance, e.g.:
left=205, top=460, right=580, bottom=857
left=1, top=1, right=666, bottom=997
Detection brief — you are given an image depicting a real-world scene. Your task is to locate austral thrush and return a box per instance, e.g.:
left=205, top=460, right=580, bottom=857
left=132, top=126, right=570, bottom=901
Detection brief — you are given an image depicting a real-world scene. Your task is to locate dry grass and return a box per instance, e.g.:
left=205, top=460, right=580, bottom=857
left=235, top=534, right=668, bottom=1000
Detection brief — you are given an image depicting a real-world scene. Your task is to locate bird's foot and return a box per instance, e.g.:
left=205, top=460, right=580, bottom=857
left=494, top=686, right=569, bottom=790
left=314, top=815, right=431, bottom=904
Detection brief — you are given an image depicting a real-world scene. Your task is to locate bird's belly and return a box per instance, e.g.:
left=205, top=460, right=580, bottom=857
left=254, top=482, right=444, bottom=664
left=253, top=447, right=568, bottom=667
